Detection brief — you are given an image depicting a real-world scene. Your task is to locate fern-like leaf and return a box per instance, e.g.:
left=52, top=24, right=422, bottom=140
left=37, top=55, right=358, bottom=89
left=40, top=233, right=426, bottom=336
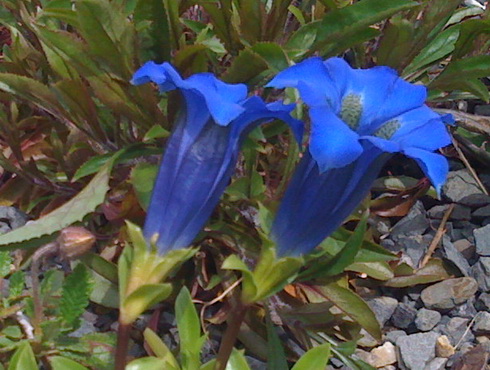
left=60, top=264, right=94, bottom=329
left=0, top=251, right=12, bottom=279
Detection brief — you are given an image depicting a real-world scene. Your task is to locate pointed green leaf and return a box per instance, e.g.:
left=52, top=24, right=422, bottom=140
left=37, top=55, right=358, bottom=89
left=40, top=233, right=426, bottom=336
left=266, top=312, right=288, bottom=370
left=49, top=356, right=89, bottom=370
left=7, top=341, right=37, bottom=370
left=130, top=162, right=159, bottom=211
left=291, top=343, right=331, bottom=370
left=0, top=161, right=111, bottom=249
left=122, top=283, right=172, bottom=324
left=143, top=328, right=180, bottom=369
left=126, top=357, right=173, bottom=370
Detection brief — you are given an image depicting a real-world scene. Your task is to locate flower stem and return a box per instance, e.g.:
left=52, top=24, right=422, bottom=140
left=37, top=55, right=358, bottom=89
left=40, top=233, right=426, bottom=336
left=214, top=303, right=248, bottom=370
left=114, top=321, right=131, bottom=370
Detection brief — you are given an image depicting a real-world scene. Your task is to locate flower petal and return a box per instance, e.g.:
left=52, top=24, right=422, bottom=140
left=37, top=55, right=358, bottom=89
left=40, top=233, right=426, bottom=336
left=309, top=106, right=363, bottom=172
left=403, top=147, right=449, bottom=195
left=266, top=57, right=341, bottom=109
left=131, top=61, right=183, bottom=92
left=391, top=106, right=451, bottom=151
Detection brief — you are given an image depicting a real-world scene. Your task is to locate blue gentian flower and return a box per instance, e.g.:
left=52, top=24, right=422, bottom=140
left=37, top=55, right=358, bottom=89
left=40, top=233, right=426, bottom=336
left=131, top=62, right=303, bottom=253
left=266, top=57, right=452, bottom=256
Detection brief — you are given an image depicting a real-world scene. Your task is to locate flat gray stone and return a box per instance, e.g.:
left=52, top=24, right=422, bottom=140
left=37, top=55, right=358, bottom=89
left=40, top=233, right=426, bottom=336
left=475, top=292, right=490, bottom=312
left=392, top=303, right=417, bottom=329
left=424, top=357, right=447, bottom=370
left=421, top=277, right=479, bottom=310
left=390, top=202, right=428, bottom=242
left=366, top=296, right=398, bottom=327
left=0, top=206, right=28, bottom=233
left=448, top=298, right=477, bottom=319
left=474, top=224, right=490, bottom=256
left=473, top=204, right=490, bottom=219
left=441, top=236, right=471, bottom=276
left=396, top=332, right=439, bottom=369
left=458, top=193, right=490, bottom=208
left=441, top=317, right=474, bottom=345
left=473, top=312, right=490, bottom=334
left=470, top=257, right=490, bottom=292
left=385, top=330, right=407, bottom=344
left=443, top=170, right=484, bottom=202
left=415, top=309, right=441, bottom=331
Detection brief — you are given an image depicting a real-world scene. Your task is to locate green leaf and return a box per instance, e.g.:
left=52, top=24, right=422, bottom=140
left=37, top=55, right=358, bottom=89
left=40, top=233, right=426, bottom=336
left=251, top=42, right=290, bottom=72
left=291, top=343, right=331, bottom=370
left=200, top=349, right=251, bottom=370
left=80, top=252, right=118, bottom=284
left=175, top=286, right=205, bottom=370
left=286, top=21, right=320, bottom=58
left=134, top=0, right=171, bottom=63
left=130, top=162, right=159, bottom=211
left=0, top=251, right=12, bottom=278
left=314, top=0, right=418, bottom=56
left=452, top=19, right=490, bottom=59
left=143, top=328, right=179, bottom=368
left=346, top=262, right=394, bottom=281
left=313, top=283, right=381, bottom=340
left=0, top=161, right=111, bottom=249
left=7, top=341, right=37, bottom=370
left=222, top=48, right=269, bottom=84
left=122, top=283, right=172, bottom=324
left=376, top=17, right=415, bottom=69
left=49, top=356, right=89, bottom=370
left=60, top=264, right=94, bottom=328
left=266, top=312, right=288, bottom=370
left=126, top=357, right=172, bottom=370
left=384, top=258, right=451, bottom=288
left=403, top=26, right=460, bottom=75
left=8, top=270, right=25, bottom=298
left=88, top=269, right=119, bottom=309
left=72, top=143, right=160, bottom=181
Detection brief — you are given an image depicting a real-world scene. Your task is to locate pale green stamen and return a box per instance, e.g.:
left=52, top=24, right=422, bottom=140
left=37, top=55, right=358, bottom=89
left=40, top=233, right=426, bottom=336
left=374, top=120, right=401, bottom=139
left=340, top=94, right=362, bottom=130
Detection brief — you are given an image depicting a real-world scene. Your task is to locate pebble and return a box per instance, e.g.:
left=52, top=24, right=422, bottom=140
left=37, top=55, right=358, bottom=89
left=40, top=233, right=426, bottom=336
left=458, top=193, right=490, bottom=208
left=453, top=239, right=475, bottom=260
left=385, top=330, right=407, bottom=344
left=370, top=341, right=397, bottom=368
left=424, top=357, right=448, bottom=370
left=470, top=257, right=490, bottom=292
left=472, top=311, right=490, bottom=334
left=357, top=329, right=378, bottom=348
left=443, top=170, right=484, bottom=202
left=435, top=335, right=455, bottom=358
left=415, top=308, right=441, bottom=331
left=474, top=224, right=490, bottom=256
left=475, top=292, right=490, bottom=312
left=420, top=277, right=478, bottom=310
left=441, top=236, right=471, bottom=276
left=440, top=317, right=474, bottom=345
left=472, top=204, right=490, bottom=219
left=448, top=298, right=478, bottom=319
left=396, top=332, right=438, bottom=369
left=389, top=202, right=428, bottom=242
left=0, top=206, right=28, bottom=233
left=391, top=302, right=417, bottom=329
left=367, top=296, right=398, bottom=327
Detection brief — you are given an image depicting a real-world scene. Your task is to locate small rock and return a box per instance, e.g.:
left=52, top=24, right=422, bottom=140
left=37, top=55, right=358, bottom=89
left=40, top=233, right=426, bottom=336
left=475, top=292, right=490, bottom=312
left=441, top=236, right=471, bottom=276
left=358, top=329, right=378, bottom=348
left=453, top=239, right=475, bottom=260
left=390, top=202, right=428, bottom=242
left=385, top=330, right=407, bottom=344
left=473, top=312, right=490, bottom=334
left=0, top=207, right=28, bottom=233
left=450, top=344, right=489, bottom=370
left=474, top=224, right=490, bottom=256
left=415, top=309, right=441, bottom=331
left=391, top=303, right=417, bottom=329
left=458, top=193, right=490, bottom=208
left=367, top=297, right=398, bottom=327
left=448, top=298, right=478, bottom=319
left=435, top=335, right=455, bottom=358
left=472, top=204, right=490, bottom=219
left=474, top=104, right=490, bottom=116
left=441, top=317, right=474, bottom=345
left=420, top=277, right=478, bottom=310
left=443, top=170, right=484, bottom=202
left=470, top=257, right=490, bottom=292
left=428, top=204, right=471, bottom=221
left=398, top=235, right=432, bottom=267
left=424, top=357, right=447, bottom=370
left=396, top=332, right=438, bottom=369
left=370, top=342, right=397, bottom=368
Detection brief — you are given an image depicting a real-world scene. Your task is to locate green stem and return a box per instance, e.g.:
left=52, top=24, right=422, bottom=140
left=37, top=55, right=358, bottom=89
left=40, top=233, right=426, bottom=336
left=214, top=303, right=248, bottom=370
left=114, top=321, right=131, bottom=370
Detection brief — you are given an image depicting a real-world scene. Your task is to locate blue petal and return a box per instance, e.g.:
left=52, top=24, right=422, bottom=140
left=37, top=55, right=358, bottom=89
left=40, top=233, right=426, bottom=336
left=184, top=73, right=248, bottom=126
left=266, top=57, right=341, bottom=109
left=403, top=147, right=449, bottom=195
left=131, top=61, right=183, bottom=92
left=391, top=106, right=451, bottom=151
left=361, top=136, right=400, bottom=153
left=309, top=106, right=363, bottom=172
left=264, top=100, right=304, bottom=144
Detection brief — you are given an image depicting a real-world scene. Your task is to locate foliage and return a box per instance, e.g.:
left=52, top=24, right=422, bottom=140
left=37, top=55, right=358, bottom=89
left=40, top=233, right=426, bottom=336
left=0, top=0, right=488, bottom=368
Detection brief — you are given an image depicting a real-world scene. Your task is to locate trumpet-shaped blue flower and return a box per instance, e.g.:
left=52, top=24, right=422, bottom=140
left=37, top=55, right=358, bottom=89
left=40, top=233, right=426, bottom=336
left=132, top=62, right=303, bottom=253
left=266, top=57, right=452, bottom=256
